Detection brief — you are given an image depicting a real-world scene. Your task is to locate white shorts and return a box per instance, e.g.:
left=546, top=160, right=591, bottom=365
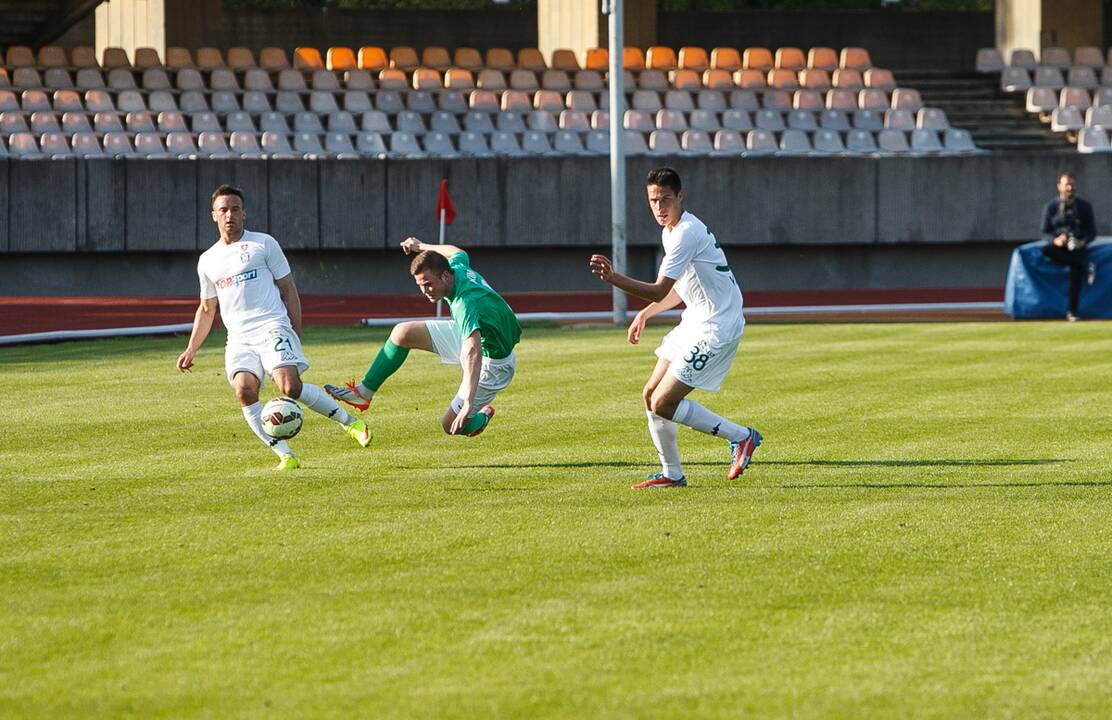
left=655, top=322, right=741, bottom=392
left=426, top=319, right=516, bottom=409
left=225, top=324, right=309, bottom=387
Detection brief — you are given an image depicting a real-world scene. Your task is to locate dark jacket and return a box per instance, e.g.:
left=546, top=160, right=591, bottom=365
left=1041, top=196, right=1096, bottom=245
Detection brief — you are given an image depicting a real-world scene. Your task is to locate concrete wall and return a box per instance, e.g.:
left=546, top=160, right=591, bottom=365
left=0, top=153, right=1098, bottom=296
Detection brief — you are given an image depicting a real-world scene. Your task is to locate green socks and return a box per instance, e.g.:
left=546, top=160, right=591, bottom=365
left=361, top=340, right=410, bottom=391
left=460, top=410, right=489, bottom=436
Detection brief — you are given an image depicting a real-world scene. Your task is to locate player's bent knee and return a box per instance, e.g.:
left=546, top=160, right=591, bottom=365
left=277, top=377, right=302, bottom=398
left=390, top=321, right=420, bottom=347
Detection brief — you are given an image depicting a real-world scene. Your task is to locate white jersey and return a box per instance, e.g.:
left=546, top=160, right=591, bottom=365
left=658, top=211, right=744, bottom=339
left=197, top=230, right=292, bottom=339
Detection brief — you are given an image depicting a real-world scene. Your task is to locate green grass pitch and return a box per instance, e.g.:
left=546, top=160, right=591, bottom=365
left=3, top=321, right=1112, bottom=718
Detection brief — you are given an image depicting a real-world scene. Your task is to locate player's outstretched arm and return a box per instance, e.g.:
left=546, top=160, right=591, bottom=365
left=449, top=330, right=483, bottom=434
left=628, top=287, right=683, bottom=345
left=401, top=236, right=463, bottom=258
left=275, top=274, right=302, bottom=337
left=588, top=254, right=676, bottom=303
left=177, top=297, right=218, bottom=373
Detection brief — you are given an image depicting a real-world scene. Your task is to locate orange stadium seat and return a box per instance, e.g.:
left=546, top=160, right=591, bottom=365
left=734, top=69, right=767, bottom=89
left=832, top=68, right=863, bottom=90
left=422, top=47, right=451, bottom=70
left=133, top=47, right=161, bottom=68
left=647, top=46, right=677, bottom=70
left=390, top=47, right=419, bottom=70
left=670, top=69, right=701, bottom=90
left=864, top=68, right=896, bottom=90
left=469, top=89, right=500, bottom=112
left=623, top=48, right=646, bottom=70
left=808, top=47, right=838, bottom=71
left=328, top=47, right=358, bottom=71
left=584, top=48, right=608, bottom=71
left=70, top=47, right=97, bottom=68
left=358, top=47, right=388, bottom=72
left=840, top=47, right=872, bottom=70
left=102, top=47, right=130, bottom=68
left=702, top=69, right=733, bottom=90
left=800, top=68, right=831, bottom=90
left=454, top=48, right=483, bottom=72
left=551, top=49, right=579, bottom=71
left=768, top=68, right=798, bottom=89
left=710, top=47, right=741, bottom=71
left=165, top=47, right=193, bottom=68
left=378, top=69, right=408, bottom=90
left=6, top=46, right=34, bottom=67
left=486, top=48, right=516, bottom=71
left=445, top=68, right=475, bottom=90
left=775, top=47, right=806, bottom=70
left=743, top=48, right=773, bottom=71
left=294, top=47, right=324, bottom=70
left=678, top=47, right=709, bottom=72
left=227, top=47, right=256, bottom=69
left=38, top=46, right=66, bottom=68
left=196, top=47, right=224, bottom=69
left=260, top=47, right=290, bottom=71
left=412, top=68, right=443, bottom=90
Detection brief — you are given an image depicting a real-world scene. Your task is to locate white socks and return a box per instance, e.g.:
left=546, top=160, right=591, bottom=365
left=672, top=399, right=748, bottom=443
left=646, top=410, right=684, bottom=479
left=297, top=383, right=356, bottom=427
left=242, top=402, right=292, bottom=457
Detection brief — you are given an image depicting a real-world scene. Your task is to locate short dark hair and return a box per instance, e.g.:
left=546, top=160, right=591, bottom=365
left=646, top=167, right=681, bottom=193
left=1059, top=171, right=1076, bottom=182
left=410, top=250, right=451, bottom=276
left=212, top=184, right=245, bottom=207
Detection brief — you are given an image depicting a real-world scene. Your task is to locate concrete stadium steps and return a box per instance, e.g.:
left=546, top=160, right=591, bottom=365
left=896, top=69, right=1070, bottom=153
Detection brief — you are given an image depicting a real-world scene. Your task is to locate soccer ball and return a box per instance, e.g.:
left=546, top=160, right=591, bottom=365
left=261, top=397, right=303, bottom=439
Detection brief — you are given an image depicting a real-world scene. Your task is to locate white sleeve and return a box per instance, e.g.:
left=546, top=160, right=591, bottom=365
left=657, top=226, right=698, bottom=280
left=264, top=235, right=293, bottom=281
left=198, top=258, right=217, bottom=300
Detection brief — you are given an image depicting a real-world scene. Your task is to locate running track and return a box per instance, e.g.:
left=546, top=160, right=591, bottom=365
left=0, top=288, right=1005, bottom=336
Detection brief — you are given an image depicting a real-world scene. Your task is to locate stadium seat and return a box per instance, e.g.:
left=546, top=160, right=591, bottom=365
left=293, top=47, right=323, bottom=71
left=242, top=91, right=272, bottom=114
left=517, top=48, right=547, bottom=72
left=438, top=90, right=468, bottom=114
left=624, top=109, right=654, bottom=132
left=423, top=131, right=457, bottom=157
left=787, top=109, right=817, bottom=131
left=635, top=69, right=666, bottom=91
left=552, top=49, right=580, bottom=71
left=910, top=128, right=943, bottom=153
left=876, top=128, right=910, bottom=154
left=669, top=69, right=700, bottom=90
left=839, top=47, right=872, bottom=70
left=701, top=69, right=732, bottom=91
left=361, top=111, right=391, bottom=134
left=445, top=69, right=475, bottom=91
left=276, top=69, right=306, bottom=92
left=117, top=90, right=147, bottom=113
left=93, top=111, right=124, bottom=134
left=647, top=46, right=677, bottom=70
left=728, top=90, right=759, bottom=111
left=812, top=128, right=846, bottom=154
left=884, top=108, right=915, bottom=130
left=975, top=48, right=1004, bottom=73
left=1050, top=106, right=1084, bottom=133
left=794, top=89, right=824, bottom=112
left=710, top=47, right=742, bottom=71
left=225, top=112, right=257, bottom=133
left=800, top=69, right=831, bottom=90
left=664, top=89, right=694, bottom=111
left=344, top=70, right=374, bottom=91
left=260, top=47, right=290, bottom=72
left=1074, top=46, right=1103, bottom=68
left=132, top=46, right=161, bottom=68
left=292, top=132, right=328, bottom=158
left=845, top=128, right=877, bottom=154
left=198, top=131, right=233, bottom=158
left=5, top=46, right=33, bottom=67
left=1041, top=46, right=1071, bottom=69
left=76, top=69, right=105, bottom=90
left=196, top=47, right=225, bottom=69
left=1000, top=67, right=1031, bottom=93
left=689, top=109, right=720, bottom=131
left=762, top=90, right=792, bottom=111
left=12, top=68, right=41, bottom=90
left=623, top=129, right=648, bottom=155
left=1060, top=86, right=1093, bottom=109
left=853, top=109, right=883, bottom=131
left=228, top=47, right=257, bottom=69
left=360, top=134, right=391, bottom=160
left=559, top=109, right=591, bottom=132
left=721, top=109, right=752, bottom=131
left=942, top=128, right=980, bottom=154
left=858, top=89, right=889, bottom=111
left=30, top=111, right=61, bottom=135
left=743, top=47, right=774, bottom=71
left=1076, top=126, right=1111, bottom=153
left=6, top=132, right=42, bottom=158
left=584, top=48, right=608, bottom=71
left=103, top=131, right=135, bottom=157
left=230, top=131, right=263, bottom=158
left=175, top=68, right=204, bottom=92
left=166, top=131, right=199, bottom=158
left=754, top=108, right=785, bottom=131
left=679, top=47, right=709, bottom=72
left=469, top=89, right=500, bottom=113
left=565, top=90, right=597, bottom=113
left=157, top=111, right=187, bottom=134
left=358, top=47, right=388, bottom=72
left=71, top=131, right=104, bottom=158
left=389, top=46, right=418, bottom=70
left=510, top=69, right=539, bottom=90
left=864, top=68, right=896, bottom=91
left=1067, top=67, right=1098, bottom=90
left=274, top=91, right=303, bottom=114
left=489, top=130, right=523, bottom=156
left=327, top=111, right=358, bottom=134
left=22, top=91, right=51, bottom=112
left=1087, top=103, right=1112, bottom=127
left=500, top=89, right=530, bottom=111
left=126, top=111, right=156, bottom=133
left=141, top=68, right=171, bottom=91
left=453, top=48, right=483, bottom=73
left=891, top=88, right=923, bottom=111
left=591, top=110, right=610, bottom=130
left=311, top=70, right=341, bottom=92
left=819, top=109, right=850, bottom=131
left=38, top=45, right=66, bottom=69
left=681, top=129, right=713, bottom=154
left=456, top=130, right=491, bottom=157
left=522, top=130, right=554, bottom=155
left=623, top=48, right=646, bottom=71
left=163, top=47, right=192, bottom=68
left=210, top=91, right=239, bottom=114
left=527, top=110, right=557, bottom=133
left=1025, top=86, right=1057, bottom=114
left=655, top=108, right=687, bottom=131
left=649, top=129, right=681, bottom=155
left=210, top=68, right=240, bottom=92
left=422, top=47, right=452, bottom=71
left=733, top=69, right=767, bottom=90
left=44, top=68, right=73, bottom=90
left=412, top=68, right=443, bottom=91
left=242, top=69, right=273, bottom=93
left=582, top=129, right=607, bottom=154
left=542, top=70, right=571, bottom=91
left=396, top=110, right=426, bottom=135
left=377, top=70, right=408, bottom=92
left=70, top=46, right=97, bottom=68
left=324, top=133, right=358, bottom=160
left=495, top=110, right=526, bottom=132
left=0, top=91, right=16, bottom=113
left=1033, top=67, right=1065, bottom=89
left=101, top=47, right=130, bottom=69
left=745, top=128, right=777, bottom=155
left=833, top=68, right=864, bottom=90
left=807, top=47, right=838, bottom=71
left=463, top=111, right=495, bottom=133
left=259, top=112, right=290, bottom=135
left=261, top=131, right=297, bottom=158
left=712, top=129, right=744, bottom=155
left=696, top=89, right=727, bottom=111
left=554, top=130, right=586, bottom=154
left=776, top=47, right=806, bottom=71
left=61, top=111, right=91, bottom=135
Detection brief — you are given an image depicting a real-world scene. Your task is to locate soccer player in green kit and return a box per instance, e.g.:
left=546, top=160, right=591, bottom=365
left=326, top=237, right=520, bottom=437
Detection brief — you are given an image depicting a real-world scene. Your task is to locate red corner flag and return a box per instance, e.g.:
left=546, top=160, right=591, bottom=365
left=436, top=179, right=456, bottom=225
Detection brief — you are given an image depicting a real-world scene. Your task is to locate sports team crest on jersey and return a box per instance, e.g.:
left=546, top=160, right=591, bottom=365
left=239, top=245, right=250, bottom=264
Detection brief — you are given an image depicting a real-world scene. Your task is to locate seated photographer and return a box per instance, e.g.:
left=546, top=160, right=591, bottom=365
left=1041, top=172, right=1096, bottom=321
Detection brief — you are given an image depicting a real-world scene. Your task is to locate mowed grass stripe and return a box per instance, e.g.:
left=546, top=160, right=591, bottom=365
left=2, top=322, right=1112, bottom=718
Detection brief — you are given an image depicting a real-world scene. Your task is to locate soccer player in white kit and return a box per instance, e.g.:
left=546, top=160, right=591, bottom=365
left=176, top=185, right=371, bottom=470
left=589, top=167, right=761, bottom=488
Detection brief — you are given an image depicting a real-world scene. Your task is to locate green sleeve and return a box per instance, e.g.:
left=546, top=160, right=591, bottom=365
left=448, top=251, right=470, bottom=271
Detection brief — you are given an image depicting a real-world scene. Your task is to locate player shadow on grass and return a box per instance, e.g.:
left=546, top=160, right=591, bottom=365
left=437, top=459, right=1070, bottom=470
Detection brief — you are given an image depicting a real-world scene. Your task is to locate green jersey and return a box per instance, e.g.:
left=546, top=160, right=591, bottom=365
left=446, top=252, right=521, bottom=359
